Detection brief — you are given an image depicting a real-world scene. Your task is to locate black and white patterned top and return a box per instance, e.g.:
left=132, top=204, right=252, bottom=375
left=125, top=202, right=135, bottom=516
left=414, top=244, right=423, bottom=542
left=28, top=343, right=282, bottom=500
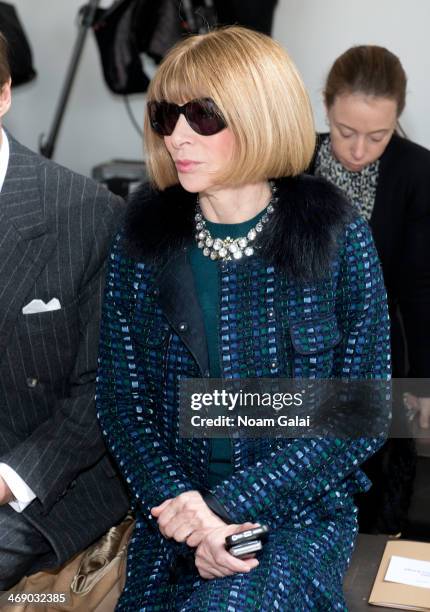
left=314, top=134, right=380, bottom=221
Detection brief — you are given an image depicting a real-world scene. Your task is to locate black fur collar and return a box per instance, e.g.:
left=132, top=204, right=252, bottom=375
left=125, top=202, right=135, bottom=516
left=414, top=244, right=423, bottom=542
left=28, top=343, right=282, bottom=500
left=124, top=175, right=354, bottom=280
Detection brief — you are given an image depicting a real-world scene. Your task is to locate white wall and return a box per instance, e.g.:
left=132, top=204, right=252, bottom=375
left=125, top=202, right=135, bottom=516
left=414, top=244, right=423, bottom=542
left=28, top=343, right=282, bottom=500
left=4, top=0, right=430, bottom=178
left=6, top=0, right=150, bottom=177
left=273, top=0, right=430, bottom=147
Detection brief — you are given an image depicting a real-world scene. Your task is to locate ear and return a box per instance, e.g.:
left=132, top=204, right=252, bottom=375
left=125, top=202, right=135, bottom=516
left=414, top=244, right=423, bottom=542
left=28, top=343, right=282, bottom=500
left=0, top=77, right=11, bottom=119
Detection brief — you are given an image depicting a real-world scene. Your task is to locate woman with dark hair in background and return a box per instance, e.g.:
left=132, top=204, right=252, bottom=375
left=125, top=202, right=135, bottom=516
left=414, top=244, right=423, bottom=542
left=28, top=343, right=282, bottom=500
left=97, top=27, right=390, bottom=610
left=310, top=45, right=430, bottom=535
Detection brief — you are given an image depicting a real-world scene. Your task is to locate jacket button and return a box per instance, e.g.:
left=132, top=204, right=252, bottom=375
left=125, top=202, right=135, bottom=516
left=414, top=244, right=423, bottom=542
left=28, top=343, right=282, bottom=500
left=178, top=322, right=188, bottom=332
left=267, top=308, right=275, bottom=320
left=270, top=360, right=278, bottom=369
left=26, top=377, right=38, bottom=388
left=152, top=288, right=160, bottom=297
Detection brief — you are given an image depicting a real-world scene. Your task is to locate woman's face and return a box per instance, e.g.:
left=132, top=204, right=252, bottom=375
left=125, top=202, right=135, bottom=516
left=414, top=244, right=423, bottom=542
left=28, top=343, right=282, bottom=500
left=163, top=113, right=235, bottom=194
left=326, top=93, right=398, bottom=171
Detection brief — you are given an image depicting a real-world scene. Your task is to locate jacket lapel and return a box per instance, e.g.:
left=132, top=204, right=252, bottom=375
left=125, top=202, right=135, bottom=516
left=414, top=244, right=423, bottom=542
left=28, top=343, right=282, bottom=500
left=157, top=248, right=209, bottom=376
left=0, top=136, right=57, bottom=356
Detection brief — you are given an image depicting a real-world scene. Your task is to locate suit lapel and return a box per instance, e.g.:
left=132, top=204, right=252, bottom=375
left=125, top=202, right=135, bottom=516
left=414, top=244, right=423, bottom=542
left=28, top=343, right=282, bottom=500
left=157, top=248, right=209, bottom=376
left=0, top=136, right=57, bottom=356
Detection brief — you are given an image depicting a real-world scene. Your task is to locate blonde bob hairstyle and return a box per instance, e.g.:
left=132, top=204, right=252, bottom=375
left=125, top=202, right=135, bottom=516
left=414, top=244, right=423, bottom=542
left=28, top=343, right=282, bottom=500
left=144, top=26, right=316, bottom=190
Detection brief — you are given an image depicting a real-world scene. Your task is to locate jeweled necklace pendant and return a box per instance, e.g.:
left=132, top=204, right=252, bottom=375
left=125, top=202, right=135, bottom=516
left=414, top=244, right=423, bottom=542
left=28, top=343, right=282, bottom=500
left=194, top=181, right=277, bottom=261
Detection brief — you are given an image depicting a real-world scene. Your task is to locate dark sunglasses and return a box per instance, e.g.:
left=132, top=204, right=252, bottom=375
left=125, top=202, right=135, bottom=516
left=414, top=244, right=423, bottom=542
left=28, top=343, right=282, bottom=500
left=147, top=98, right=227, bottom=136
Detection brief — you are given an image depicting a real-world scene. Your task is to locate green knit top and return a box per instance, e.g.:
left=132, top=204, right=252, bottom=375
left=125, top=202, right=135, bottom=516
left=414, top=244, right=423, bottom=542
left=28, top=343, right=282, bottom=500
left=189, top=208, right=266, bottom=487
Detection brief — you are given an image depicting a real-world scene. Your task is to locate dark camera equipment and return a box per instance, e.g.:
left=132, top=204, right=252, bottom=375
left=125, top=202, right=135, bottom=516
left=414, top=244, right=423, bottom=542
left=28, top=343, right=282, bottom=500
left=39, top=0, right=100, bottom=159
left=0, top=1, right=36, bottom=86
left=38, top=1, right=216, bottom=165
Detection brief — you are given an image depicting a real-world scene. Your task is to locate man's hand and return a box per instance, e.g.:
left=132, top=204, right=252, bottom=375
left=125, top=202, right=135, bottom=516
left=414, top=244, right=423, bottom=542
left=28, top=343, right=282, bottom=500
left=404, top=393, right=430, bottom=428
left=151, top=491, right=225, bottom=546
left=195, top=522, right=260, bottom=579
left=0, top=475, right=14, bottom=505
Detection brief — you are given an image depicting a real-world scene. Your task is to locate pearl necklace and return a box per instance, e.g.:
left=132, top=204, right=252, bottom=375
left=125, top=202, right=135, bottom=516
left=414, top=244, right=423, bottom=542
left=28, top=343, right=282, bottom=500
left=194, top=182, right=277, bottom=261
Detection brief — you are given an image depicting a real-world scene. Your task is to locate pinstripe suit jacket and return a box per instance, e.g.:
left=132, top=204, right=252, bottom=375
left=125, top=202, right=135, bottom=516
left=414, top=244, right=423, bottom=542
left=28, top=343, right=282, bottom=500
left=0, top=135, right=129, bottom=566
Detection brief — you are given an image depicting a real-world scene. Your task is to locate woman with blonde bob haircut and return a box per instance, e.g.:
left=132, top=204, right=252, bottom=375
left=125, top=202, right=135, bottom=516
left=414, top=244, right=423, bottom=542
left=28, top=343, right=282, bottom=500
left=144, top=26, right=316, bottom=189
left=97, top=26, right=390, bottom=610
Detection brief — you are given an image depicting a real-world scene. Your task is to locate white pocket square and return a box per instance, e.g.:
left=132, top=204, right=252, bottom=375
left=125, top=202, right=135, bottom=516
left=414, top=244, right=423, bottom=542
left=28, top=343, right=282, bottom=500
left=22, top=298, right=61, bottom=315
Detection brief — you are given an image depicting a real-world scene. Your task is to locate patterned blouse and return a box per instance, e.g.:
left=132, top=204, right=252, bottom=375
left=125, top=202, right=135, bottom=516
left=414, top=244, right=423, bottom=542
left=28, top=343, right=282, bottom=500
left=314, top=134, right=380, bottom=221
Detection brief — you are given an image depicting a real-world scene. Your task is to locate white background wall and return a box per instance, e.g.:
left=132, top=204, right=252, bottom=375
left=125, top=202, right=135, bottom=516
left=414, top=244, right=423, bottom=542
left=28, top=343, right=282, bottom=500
left=5, top=0, right=430, bottom=178
left=6, top=0, right=148, bottom=176
left=272, top=0, right=430, bottom=148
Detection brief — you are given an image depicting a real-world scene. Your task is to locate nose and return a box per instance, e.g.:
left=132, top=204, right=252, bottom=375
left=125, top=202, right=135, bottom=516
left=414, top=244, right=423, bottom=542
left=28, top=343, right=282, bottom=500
left=350, top=136, right=366, bottom=161
left=167, top=114, right=194, bottom=147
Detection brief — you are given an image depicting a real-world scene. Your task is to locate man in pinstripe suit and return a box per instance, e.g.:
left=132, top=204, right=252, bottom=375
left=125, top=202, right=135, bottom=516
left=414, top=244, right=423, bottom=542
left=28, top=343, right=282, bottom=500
left=0, top=35, right=129, bottom=588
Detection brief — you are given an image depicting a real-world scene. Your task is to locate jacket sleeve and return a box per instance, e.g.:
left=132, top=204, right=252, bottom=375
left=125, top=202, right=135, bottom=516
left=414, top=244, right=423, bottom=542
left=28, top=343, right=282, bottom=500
left=96, top=236, right=196, bottom=520
left=0, top=179, right=124, bottom=512
left=208, top=217, right=391, bottom=525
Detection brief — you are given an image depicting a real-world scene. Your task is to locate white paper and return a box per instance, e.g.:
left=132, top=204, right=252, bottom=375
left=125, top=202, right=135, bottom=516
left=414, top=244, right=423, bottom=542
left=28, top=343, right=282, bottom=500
left=22, top=298, right=61, bottom=314
left=385, top=555, right=430, bottom=590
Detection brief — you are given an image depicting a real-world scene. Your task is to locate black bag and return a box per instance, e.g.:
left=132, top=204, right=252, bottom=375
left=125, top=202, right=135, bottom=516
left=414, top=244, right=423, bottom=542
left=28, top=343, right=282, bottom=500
left=92, top=0, right=154, bottom=95
left=213, top=0, right=278, bottom=35
left=0, top=1, right=36, bottom=86
left=92, top=0, right=202, bottom=96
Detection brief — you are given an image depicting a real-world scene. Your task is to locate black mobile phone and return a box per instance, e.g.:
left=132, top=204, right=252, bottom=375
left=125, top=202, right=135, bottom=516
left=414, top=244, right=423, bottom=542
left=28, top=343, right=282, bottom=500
left=225, top=525, right=269, bottom=550
left=228, top=539, right=263, bottom=558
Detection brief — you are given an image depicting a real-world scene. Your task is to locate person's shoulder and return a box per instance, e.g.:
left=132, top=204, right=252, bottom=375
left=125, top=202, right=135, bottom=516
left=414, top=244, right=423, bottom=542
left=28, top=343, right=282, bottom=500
left=124, top=181, right=195, bottom=262
left=276, top=173, right=354, bottom=222
left=260, top=175, right=357, bottom=279
left=382, top=133, right=430, bottom=171
left=308, top=132, right=328, bottom=172
left=8, top=133, right=124, bottom=215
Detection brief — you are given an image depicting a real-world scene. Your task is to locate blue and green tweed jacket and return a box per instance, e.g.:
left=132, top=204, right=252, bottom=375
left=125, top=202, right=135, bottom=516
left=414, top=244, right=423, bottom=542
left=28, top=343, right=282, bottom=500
left=96, top=175, right=391, bottom=610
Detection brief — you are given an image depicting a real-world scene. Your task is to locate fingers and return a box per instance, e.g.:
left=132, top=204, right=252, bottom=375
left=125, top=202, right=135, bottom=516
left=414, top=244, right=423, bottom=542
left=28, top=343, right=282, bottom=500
left=0, top=476, right=14, bottom=505
left=217, top=548, right=259, bottom=574
left=154, top=495, right=226, bottom=541
left=404, top=394, right=430, bottom=429
left=196, top=551, right=259, bottom=579
left=404, top=393, right=419, bottom=412
left=186, top=528, right=209, bottom=548
left=171, top=521, right=195, bottom=543
left=158, top=510, right=191, bottom=538
left=194, top=522, right=262, bottom=580
left=155, top=501, right=182, bottom=534
left=150, top=498, right=172, bottom=517
left=231, top=522, right=260, bottom=532
left=419, top=403, right=430, bottom=429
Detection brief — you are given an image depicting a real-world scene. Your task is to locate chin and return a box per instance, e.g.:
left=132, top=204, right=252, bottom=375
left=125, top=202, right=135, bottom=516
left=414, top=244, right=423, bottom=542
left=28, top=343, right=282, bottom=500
left=177, top=174, right=213, bottom=194
left=343, top=160, right=368, bottom=172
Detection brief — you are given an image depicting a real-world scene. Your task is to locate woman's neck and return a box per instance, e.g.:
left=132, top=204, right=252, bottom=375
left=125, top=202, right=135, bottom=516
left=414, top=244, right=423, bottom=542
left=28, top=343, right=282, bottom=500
left=198, top=181, right=271, bottom=224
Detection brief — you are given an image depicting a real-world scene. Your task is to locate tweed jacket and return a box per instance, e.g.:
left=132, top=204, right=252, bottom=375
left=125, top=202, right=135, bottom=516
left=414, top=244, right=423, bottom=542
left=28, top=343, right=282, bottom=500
left=96, top=175, right=391, bottom=609
left=0, top=135, right=129, bottom=567
left=97, top=175, right=390, bottom=524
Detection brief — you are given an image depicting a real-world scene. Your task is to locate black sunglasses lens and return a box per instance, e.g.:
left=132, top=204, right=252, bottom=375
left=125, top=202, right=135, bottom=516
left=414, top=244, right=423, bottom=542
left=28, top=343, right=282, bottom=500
left=186, top=100, right=226, bottom=135
left=148, top=101, right=179, bottom=136
left=148, top=99, right=226, bottom=136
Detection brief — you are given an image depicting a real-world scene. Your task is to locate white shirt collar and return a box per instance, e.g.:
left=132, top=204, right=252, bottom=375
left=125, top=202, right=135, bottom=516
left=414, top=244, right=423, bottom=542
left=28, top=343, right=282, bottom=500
left=0, top=128, right=10, bottom=193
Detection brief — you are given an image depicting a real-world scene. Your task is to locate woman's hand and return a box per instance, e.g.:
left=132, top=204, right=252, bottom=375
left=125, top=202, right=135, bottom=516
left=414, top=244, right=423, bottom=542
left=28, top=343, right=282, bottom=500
left=194, top=522, right=260, bottom=580
left=404, top=393, right=430, bottom=428
left=151, top=491, right=225, bottom=545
